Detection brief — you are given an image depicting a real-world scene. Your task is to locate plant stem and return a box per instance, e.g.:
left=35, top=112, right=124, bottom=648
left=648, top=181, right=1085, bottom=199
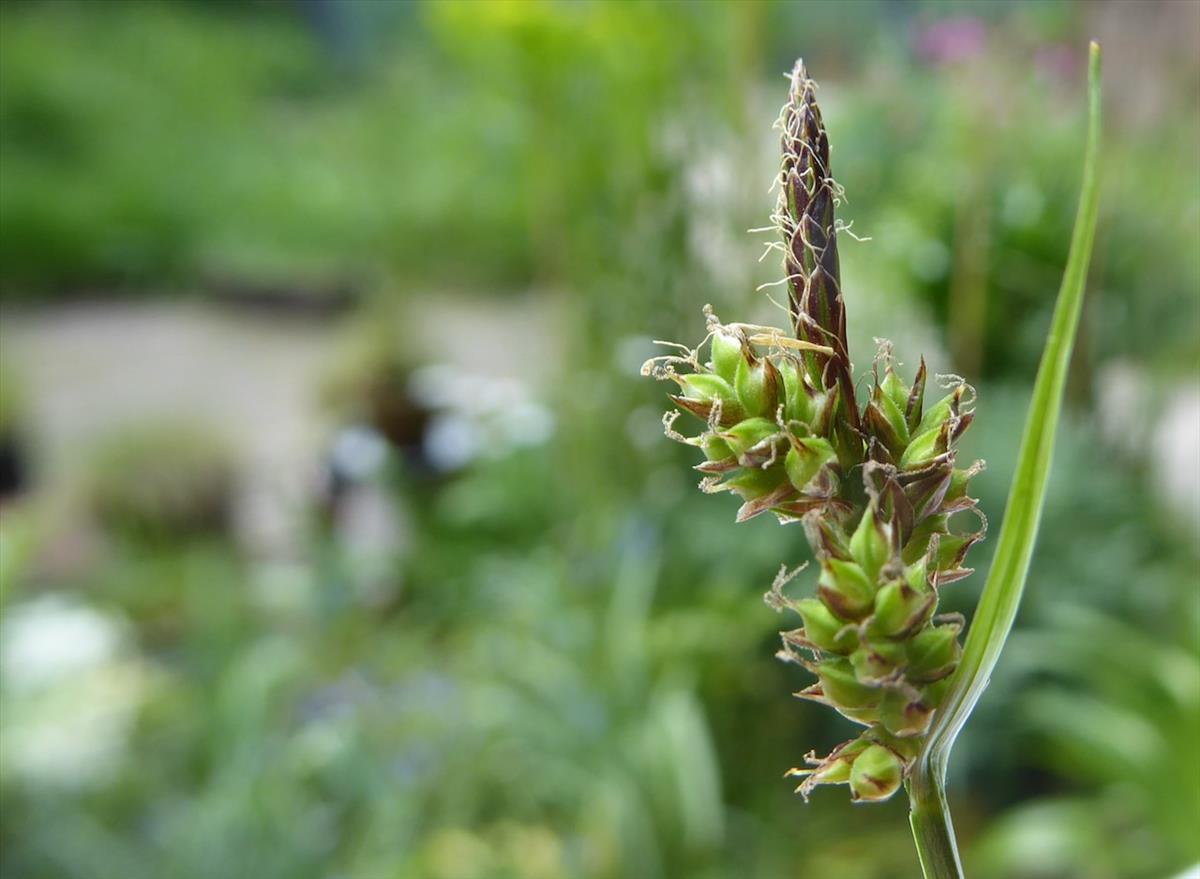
left=907, top=755, right=963, bottom=879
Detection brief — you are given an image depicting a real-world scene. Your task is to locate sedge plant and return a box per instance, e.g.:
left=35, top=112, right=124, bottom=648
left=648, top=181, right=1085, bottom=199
left=643, top=44, right=1102, bottom=878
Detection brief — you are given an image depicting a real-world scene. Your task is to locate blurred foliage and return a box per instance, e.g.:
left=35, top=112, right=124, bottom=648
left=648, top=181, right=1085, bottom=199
left=834, top=54, right=1200, bottom=381
left=0, top=359, right=23, bottom=434
left=0, top=0, right=529, bottom=291
left=1, top=1, right=1198, bottom=878
left=86, top=422, right=236, bottom=542
left=0, top=0, right=744, bottom=301
left=945, top=388, right=1200, bottom=878
left=975, top=603, right=1200, bottom=879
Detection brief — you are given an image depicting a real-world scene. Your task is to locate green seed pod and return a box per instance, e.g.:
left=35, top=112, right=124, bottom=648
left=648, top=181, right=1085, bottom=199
left=935, top=531, right=978, bottom=573
left=671, top=394, right=745, bottom=427
left=801, top=737, right=871, bottom=786
left=734, top=354, right=781, bottom=417
left=905, top=555, right=930, bottom=590
left=702, top=435, right=734, bottom=462
left=850, top=636, right=906, bottom=683
left=880, top=685, right=934, bottom=737
left=943, top=462, right=983, bottom=506
left=818, top=558, right=875, bottom=619
left=880, top=367, right=909, bottom=415
left=805, top=386, right=829, bottom=430
left=721, top=466, right=784, bottom=502
left=907, top=623, right=963, bottom=683
left=871, top=578, right=935, bottom=638
left=777, top=355, right=813, bottom=424
left=921, top=676, right=952, bottom=708
left=876, top=379, right=910, bottom=445
left=679, top=373, right=738, bottom=405
left=915, top=387, right=960, bottom=436
left=784, top=436, right=836, bottom=492
left=720, top=417, right=779, bottom=457
left=849, top=744, right=903, bottom=802
left=849, top=503, right=890, bottom=581
left=839, top=705, right=882, bottom=725
left=898, top=423, right=946, bottom=470
left=813, top=657, right=879, bottom=709
left=796, top=598, right=857, bottom=655
left=902, top=516, right=947, bottom=565
left=710, top=330, right=743, bottom=383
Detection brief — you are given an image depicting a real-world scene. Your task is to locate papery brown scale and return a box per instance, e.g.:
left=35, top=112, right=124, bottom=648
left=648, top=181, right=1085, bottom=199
left=737, top=483, right=800, bottom=523
left=668, top=394, right=745, bottom=427
left=905, top=359, right=928, bottom=433
left=905, top=468, right=955, bottom=522
left=939, top=529, right=985, bottom=573
left=788, top=172, right=810, bottom=220
left=866, top=438, right=896, bottom=467
left=865, top=401, right=907, bottom=457
left=940, top=494, right=979, bottom=515
left=775, top=497, right=853, bottom=519
left=738, top=439, right=786, bottom=469
left=935, top=567, right=976, bottom=586
left=780, top=628, right=818, bottom=652
left=951, top=411, right=975, bottom=443
left=803, top=512, right=852, bottom=559
left=870, top=471, right=916, bottom=547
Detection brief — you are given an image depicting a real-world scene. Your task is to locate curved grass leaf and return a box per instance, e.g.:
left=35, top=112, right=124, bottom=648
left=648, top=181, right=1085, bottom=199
left=908, top=41, right=1104, bottom=879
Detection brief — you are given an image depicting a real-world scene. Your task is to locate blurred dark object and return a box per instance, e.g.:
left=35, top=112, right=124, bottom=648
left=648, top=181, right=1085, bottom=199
left=207, top=275, right=358, bottom=319
left=362, top=367, right=433, bottom=468
left=320, top=315, right=436, bottom=478
left=0, top=431, right=29, bottom=501
left=0, top=361, right=30, bottom=501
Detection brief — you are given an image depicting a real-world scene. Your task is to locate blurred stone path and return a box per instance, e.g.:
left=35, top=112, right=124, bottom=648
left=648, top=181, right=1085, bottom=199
left=0, top=301, right=340, bottom=559
left=0, top=295, right=566, bottom=555
left=1, top=301, right=336, bottom=488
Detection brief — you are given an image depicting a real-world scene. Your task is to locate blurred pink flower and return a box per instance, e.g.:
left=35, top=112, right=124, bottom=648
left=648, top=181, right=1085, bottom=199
left=914, top=17, right=987, bottom=66
left=1034, top=43, right=1077, bottom=81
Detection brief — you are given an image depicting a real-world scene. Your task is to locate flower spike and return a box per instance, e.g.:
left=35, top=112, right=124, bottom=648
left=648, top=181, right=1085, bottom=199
left=645, top=61, right=986, bottom=804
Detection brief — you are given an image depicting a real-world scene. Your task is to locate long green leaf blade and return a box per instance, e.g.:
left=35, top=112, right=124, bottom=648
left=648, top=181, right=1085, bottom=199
left=907, top=42, right=1103, bottom=879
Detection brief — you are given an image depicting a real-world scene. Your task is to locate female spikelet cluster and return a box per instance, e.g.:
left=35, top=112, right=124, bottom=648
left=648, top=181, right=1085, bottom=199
left=643, top=60, right=986, bottom=802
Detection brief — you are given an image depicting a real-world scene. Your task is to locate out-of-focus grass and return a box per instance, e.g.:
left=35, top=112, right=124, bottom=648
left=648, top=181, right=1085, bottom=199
left=0, top=1, right=534, bottom=292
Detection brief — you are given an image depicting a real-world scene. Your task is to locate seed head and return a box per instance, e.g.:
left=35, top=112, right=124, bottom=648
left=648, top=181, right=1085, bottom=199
left=644, top=61, right=987, bottom=804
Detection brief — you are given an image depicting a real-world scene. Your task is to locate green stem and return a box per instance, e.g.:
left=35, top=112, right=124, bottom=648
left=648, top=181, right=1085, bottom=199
left=907, top=755, right=962, bottom=879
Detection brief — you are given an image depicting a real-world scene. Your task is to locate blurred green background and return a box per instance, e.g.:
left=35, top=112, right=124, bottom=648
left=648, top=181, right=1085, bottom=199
left=0, top=2, right=1197, bottom=878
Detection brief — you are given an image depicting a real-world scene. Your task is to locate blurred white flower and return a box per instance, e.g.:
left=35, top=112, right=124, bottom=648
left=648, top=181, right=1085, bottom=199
left=330, top=423, right=389, bottom=482
left=1152, top=384, right=1200, bottom=529
left=409, top=364, right=554, bottom=472
left=0, top=596, right=150, bottom=788
left=424, top=413, right=481, bottom=472
left=1, top=595, right=121, bottom=691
